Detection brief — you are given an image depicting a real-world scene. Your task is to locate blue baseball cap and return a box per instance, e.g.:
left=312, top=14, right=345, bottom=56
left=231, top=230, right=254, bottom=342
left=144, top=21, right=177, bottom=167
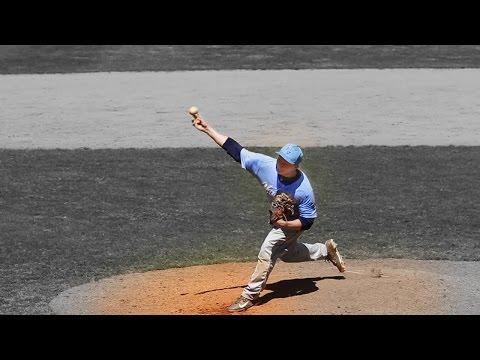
left=275, top=144, right=304, bottom=165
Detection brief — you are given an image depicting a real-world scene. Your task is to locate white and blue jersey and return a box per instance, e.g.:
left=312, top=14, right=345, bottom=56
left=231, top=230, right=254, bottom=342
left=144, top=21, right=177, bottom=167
left=222, top=137, right=317, bottom=230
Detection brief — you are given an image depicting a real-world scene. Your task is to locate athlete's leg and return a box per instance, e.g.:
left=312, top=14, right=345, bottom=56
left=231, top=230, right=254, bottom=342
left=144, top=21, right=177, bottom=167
left=280, top=241, right=328, bottom=262
left=241, top=227, right=303, bottom=301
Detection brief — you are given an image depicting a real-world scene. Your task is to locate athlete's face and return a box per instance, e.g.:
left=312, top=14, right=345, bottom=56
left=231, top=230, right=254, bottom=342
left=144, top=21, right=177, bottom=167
left=276, top=156, right=298, bottom=177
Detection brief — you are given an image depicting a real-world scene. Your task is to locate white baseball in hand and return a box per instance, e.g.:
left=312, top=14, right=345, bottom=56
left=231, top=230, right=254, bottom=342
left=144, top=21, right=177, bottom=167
left=188, top=106, right=199, bottom=117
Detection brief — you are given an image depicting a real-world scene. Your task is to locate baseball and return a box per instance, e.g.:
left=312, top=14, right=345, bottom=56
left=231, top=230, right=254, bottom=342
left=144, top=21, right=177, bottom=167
left=188, top=106, right=199, bottom=116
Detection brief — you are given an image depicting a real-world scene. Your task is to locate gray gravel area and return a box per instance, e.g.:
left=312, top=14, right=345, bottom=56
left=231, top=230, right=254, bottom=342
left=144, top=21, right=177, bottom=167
left=2, top=69, right=480, bottom=148
left=425, top=260, right=480, bottom=314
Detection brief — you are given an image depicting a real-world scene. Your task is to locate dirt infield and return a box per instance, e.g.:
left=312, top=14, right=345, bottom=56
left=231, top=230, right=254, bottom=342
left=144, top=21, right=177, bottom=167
left=50, top=259, right=478, bottom=315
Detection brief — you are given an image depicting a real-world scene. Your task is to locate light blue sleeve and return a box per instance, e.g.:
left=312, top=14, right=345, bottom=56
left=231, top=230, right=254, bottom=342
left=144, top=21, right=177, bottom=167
left=240, top=148, right=272, bottom=175
left=297, top=191, right=317, bottom=218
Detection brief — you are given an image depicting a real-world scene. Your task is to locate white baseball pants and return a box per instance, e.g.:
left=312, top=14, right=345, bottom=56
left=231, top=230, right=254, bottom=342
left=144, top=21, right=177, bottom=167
left=241, top=227, right=328, bottom=301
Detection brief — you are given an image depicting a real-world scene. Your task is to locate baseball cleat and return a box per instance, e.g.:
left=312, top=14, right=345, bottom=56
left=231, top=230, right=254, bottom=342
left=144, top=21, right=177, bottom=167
left=325, top=239, right=346, bottom=273
left=228, top=295, right=255, bottom=312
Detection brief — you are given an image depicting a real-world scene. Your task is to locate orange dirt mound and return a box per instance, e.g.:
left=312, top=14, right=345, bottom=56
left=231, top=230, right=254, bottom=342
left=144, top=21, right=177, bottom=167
left=50, top=259, right=447, bottom=315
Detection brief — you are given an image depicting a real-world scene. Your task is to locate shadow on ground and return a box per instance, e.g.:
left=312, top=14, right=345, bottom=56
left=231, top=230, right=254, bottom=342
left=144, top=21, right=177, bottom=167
left=192, top=275, right=346, bottom=306
left=257, top=276, right=345, bottom=305
left=193, top=285, right=247, bottom=295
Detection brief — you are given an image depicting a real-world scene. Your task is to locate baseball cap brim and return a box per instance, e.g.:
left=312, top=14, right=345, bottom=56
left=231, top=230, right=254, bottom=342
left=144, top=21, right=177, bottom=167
left=275, top=151, right=297, bottom=165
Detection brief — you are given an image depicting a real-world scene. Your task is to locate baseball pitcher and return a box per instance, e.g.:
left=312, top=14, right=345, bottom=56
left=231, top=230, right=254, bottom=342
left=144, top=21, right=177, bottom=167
left=190, top=109, right=346, bottom=312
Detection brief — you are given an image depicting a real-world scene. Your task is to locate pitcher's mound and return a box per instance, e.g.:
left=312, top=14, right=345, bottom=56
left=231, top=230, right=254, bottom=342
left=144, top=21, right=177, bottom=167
left=50, top=259, right=459, bottom=314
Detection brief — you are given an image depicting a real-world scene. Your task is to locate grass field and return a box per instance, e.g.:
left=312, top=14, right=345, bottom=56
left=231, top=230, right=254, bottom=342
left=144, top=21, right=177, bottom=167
left=1, top=146, right=479, bottom=313
left=2, top=45, right=480, bottom=74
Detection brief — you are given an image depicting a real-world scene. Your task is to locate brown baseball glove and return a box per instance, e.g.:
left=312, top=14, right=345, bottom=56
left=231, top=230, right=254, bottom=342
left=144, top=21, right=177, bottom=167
left=269, top=192, right=297, bottom=225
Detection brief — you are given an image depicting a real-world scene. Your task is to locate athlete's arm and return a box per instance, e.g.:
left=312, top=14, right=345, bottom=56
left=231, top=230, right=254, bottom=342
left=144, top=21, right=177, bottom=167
left=299, top=217, right=315, bottom=230
left=274, top=217, right=314, bottom=231
left=192, top=115, right=243, bottom=162
left=273, top=218, right=303, bottom=231
left=192, top=115, right=228, bottom=147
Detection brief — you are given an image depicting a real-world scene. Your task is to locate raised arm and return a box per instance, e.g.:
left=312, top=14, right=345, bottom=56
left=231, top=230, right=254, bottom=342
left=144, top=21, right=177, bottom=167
left=190, top=111, right=243, bottom=163
left=191, top=113, right=228, bottom=147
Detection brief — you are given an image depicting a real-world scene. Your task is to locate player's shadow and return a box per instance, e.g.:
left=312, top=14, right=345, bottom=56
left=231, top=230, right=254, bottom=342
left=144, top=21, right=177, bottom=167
left=256, top=276, right=345, bottom=306
left=193, top=275, right=345, bottom=301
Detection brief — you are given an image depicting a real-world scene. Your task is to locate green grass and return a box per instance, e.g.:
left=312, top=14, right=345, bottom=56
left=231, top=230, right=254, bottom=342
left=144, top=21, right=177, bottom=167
left=1, top=146, right=479, bottom=313
left=2, top=45, right=480, bottom=74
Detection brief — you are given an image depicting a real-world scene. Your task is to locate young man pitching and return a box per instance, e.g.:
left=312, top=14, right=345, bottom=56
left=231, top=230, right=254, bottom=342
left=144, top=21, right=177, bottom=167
left=190, top=111, right=346, bottom=312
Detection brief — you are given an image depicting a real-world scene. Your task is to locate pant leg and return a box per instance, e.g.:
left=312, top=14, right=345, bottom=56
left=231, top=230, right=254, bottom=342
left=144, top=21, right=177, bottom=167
left=241, top=227, right=303, bottom=301
left=280, top=241, right=328, bottom=263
